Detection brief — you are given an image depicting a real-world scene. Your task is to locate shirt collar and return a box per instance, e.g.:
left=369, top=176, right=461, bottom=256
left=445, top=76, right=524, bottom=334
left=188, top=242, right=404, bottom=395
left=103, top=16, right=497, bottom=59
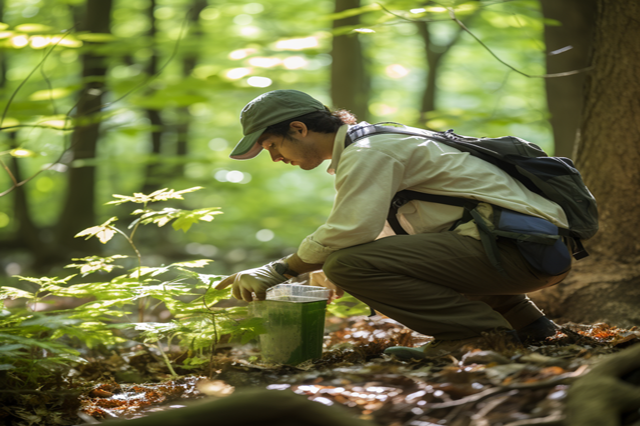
left=327, top=124, right=349, bottom=175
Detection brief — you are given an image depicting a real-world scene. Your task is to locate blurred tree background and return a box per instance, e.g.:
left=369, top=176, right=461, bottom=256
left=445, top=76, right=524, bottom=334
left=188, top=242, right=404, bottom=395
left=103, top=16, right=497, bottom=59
left=0, top=0, right=588, bottom=283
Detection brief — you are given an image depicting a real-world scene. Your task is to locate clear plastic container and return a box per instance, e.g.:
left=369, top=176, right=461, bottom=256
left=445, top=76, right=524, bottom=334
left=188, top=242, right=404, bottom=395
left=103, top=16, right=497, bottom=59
left=253, top=284, right=331, bottom=365
left=266, top=284, right=332, bottom=302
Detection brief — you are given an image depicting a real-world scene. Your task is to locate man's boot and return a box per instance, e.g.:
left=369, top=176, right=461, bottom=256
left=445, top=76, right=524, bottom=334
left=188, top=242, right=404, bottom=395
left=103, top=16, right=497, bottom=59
left=516, top=316, right=558, bottom=344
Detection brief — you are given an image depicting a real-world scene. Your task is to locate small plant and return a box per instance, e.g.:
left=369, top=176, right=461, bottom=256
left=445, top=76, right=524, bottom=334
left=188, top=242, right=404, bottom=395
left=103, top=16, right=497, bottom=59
left=0, top=187, right=263, bottom=388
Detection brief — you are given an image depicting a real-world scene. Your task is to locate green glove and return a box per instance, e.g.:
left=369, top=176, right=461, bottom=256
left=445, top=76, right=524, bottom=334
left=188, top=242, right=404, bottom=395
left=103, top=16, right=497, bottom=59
left=231, top=262, right=287, bottom=302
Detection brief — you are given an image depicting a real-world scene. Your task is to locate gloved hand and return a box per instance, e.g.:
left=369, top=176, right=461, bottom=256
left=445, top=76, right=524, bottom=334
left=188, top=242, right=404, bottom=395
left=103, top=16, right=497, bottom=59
left=216, top=262, right=287, bottom=302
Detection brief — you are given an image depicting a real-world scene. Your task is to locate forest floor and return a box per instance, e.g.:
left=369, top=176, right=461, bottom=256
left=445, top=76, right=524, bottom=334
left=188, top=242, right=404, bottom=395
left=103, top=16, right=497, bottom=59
left=6, top=315, right=640, bottom=426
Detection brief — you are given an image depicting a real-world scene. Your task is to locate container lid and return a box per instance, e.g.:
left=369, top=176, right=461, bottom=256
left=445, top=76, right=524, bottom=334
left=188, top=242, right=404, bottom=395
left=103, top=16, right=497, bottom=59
left=266, top=284, right=331, bottom=302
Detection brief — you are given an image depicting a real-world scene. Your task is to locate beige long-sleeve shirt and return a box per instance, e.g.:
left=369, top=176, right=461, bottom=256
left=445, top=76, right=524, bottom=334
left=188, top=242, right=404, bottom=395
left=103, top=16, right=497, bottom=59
left=296, top=124, right=568, bottom=264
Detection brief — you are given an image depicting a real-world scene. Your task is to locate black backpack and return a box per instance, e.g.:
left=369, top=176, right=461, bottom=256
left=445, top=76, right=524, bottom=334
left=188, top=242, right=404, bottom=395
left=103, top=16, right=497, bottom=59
left=345, top=122, right=599, bottom=274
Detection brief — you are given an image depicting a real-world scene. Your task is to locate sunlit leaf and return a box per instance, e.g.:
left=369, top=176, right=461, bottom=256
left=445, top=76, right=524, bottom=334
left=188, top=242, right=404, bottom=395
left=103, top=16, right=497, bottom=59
left=15, top=274, right=76, bottom=289
left=194, top=273, right=224, bottom=286
left=130, top=266, right=170, bottom=278
left=171, top=208, right=223, bottom=232
left=75, top=217, right=118, bottom=243
left=107, top=187, right=204, bottom=205
left=65, top=255, right=128, bottom=276
left=131, top=206, right=221, bottom=232
left=203, top=287, right=232, bottom=307
left=327, top=293, right=371, bottom=318
left=0, top=287, right=33, bottom=300
left=171, top=259, right=212, bottom=269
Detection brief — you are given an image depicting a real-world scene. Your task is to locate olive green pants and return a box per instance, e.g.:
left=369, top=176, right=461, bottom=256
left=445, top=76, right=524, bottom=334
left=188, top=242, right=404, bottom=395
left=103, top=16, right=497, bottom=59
left=323, top=232, right=569, bottom=340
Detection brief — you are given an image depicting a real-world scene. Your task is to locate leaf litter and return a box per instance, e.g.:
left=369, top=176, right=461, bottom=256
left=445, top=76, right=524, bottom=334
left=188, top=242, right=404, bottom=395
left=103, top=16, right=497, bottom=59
left=63, top=316, right=640, bottom=426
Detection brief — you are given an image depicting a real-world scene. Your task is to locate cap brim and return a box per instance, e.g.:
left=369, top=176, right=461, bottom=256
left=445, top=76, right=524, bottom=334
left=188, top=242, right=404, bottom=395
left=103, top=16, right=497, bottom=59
left=230, top=128, right=265, bottom=160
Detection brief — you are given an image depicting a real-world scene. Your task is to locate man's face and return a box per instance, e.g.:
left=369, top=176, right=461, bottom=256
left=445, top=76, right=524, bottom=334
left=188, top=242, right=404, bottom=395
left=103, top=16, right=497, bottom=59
left=259, top=132, right=326, bottom=171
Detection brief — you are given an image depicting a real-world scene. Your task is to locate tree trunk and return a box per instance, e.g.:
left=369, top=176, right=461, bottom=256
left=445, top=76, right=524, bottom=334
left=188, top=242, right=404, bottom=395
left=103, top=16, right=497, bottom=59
left=540, top=0, right=597, bottom=158
left=56, top=0, right=113, bottom=255
left=575, top=0, right=640, bottom=261
left=142, top=0, right=167, bottom=194
left=330, top=0, right=369, bottom=121
left=415, top=8, right=479, bottom=126
left=416, top=21, right=441, bottom=118
left=174, top=0, right=208, bottom=177
left=529, top=0, right=640, bottom=327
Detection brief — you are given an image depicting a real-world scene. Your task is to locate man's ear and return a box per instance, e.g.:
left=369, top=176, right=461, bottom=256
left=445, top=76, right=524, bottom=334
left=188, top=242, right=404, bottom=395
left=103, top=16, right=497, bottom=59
left=289, top=121, right=308, bottom=137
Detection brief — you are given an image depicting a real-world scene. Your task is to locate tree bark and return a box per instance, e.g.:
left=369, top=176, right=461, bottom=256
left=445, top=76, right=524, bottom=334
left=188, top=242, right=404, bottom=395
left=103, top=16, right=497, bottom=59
left=530, top=0, right=640, bottom=327
left=56, top=0, right=113, bottom=254
left=540, top=0, right=597, bottom=158
left=575, top=0, right=640, bottom=261
left=330, top=0, right=369, bottom=121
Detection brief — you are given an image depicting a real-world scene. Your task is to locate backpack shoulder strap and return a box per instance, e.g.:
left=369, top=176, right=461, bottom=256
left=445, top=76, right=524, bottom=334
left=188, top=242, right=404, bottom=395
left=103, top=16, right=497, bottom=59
left=346, top=122, right=439, bottom=148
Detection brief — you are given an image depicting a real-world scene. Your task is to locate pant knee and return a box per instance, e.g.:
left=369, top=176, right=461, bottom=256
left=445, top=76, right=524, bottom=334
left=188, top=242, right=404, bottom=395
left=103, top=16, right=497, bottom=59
left=323, top=248, right=360, bottom=286
left=323, top=250, right=344, bottom=283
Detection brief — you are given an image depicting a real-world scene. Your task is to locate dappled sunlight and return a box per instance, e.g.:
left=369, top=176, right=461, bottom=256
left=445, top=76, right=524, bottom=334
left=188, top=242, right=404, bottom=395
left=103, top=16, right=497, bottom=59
left=214, top=169, right=252, bottom=184
left=228, top=48, right=258, bottom=60
left=225, top=67, right=252, bottom=79
left=255, top=229, right=275, bottom=242
left=275, top=36, right=319, bottom=51
left=248, top=56, right=282, bottom=68
left=385, top=64, right=409, bottom=79
left=247, top=76, right=272, bottom=88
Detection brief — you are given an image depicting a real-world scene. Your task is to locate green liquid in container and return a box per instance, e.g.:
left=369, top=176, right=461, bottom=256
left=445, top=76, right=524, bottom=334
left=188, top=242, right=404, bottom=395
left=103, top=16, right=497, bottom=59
left=252, top=285, right=331, bottom=365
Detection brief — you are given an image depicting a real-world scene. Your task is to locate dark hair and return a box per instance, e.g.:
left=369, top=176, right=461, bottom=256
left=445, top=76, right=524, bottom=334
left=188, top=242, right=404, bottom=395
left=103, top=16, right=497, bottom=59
left=264, top=109, right=357, bottom=138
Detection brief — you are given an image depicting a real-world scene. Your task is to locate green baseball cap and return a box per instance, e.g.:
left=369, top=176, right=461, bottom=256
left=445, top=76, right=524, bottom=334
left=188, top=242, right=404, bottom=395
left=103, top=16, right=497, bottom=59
left=230, top=90, right=327, bottom=160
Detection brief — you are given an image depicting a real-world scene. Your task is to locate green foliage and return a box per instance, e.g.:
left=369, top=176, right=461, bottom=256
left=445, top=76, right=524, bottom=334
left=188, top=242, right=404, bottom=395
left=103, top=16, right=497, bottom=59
left=107, top=187, right=205, bottom=205
left=327, top=293, right=371, bottom=318
left=132, top=207, right=222, bottom=233
left=65, top=254, right=128, bottom=276
left=0, top=188, right=263, bottom=386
